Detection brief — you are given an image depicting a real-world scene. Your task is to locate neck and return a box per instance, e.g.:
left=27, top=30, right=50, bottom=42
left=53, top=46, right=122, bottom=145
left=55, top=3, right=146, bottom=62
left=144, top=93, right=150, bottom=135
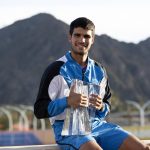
left=71, top=52, right=88, bottom=67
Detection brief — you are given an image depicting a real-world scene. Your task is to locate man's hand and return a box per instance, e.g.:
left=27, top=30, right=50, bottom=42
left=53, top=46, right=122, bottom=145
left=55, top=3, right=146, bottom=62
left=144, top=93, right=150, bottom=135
left=67, top=85, right=88, bottom=109
left=89, top=94, right=103, bottom=110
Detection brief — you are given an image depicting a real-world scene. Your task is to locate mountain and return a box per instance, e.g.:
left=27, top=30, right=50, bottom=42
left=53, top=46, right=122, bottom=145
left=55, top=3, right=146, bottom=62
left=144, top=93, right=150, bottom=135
left=0, top=13, right=150, bottom=105
left=92, top=35, right=150, bottom=102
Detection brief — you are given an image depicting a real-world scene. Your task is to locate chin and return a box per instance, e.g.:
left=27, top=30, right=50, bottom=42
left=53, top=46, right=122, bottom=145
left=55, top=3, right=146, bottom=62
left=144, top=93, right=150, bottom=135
left=78, top=49, right=88, bottom=54
left=72, top=47, right=88, bottom=55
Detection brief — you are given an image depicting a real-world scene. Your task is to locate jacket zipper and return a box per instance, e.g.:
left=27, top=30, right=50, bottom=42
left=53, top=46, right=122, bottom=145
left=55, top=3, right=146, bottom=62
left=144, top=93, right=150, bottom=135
left=82, top=69, right=85, bottom=81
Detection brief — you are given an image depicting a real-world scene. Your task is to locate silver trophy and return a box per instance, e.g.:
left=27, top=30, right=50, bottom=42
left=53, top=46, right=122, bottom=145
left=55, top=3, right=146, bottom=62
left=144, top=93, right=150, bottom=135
left=61, top=79, right=91, bottom=135
left=61, top=77, right=106, bottom=135
left=88, top=83, right=101, bottom=122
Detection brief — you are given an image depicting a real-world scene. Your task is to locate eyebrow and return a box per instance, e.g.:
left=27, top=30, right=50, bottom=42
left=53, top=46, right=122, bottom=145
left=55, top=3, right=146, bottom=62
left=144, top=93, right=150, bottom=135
left=73, top=33, right=91, bottom=38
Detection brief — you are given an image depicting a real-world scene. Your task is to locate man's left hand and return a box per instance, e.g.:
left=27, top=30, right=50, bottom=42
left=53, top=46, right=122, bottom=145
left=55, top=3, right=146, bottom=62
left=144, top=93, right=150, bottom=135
left=89, top=94, right=103, bottom=110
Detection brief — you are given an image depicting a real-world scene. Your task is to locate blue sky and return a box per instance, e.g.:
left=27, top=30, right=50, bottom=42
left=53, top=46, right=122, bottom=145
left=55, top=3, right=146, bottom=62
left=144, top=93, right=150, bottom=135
left=0, top=0, right=150, bottom=43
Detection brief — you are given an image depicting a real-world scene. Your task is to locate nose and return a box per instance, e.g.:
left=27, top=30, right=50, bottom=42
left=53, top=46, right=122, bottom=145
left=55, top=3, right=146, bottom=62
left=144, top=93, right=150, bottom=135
left=80, top=36, right=86, bottom=43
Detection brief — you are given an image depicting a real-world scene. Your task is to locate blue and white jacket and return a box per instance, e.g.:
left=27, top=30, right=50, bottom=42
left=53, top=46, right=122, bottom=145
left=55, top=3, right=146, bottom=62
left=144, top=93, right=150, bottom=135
left=34, top=51, right=111, bottom=125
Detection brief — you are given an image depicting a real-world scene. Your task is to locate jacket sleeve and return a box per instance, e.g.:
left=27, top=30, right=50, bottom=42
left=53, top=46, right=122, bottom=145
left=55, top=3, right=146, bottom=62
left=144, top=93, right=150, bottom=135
left=103, top=80, right=111, bottom=108
left=96, top=79, right=111, bottom=118
left=34, top=61, right=65, bottom=119
left=96, top=62, right=111, bottom=118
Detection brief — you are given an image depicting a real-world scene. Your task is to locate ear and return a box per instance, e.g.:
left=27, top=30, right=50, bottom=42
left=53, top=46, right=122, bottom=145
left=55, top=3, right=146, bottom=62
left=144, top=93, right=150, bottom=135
left=91, top=35, right=95, bottom=44
left=68, top=33, right=72, bottom=42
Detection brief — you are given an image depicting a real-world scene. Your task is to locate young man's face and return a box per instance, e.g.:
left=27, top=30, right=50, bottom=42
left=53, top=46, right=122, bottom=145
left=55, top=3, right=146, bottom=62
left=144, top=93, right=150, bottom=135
left=69, top=27, right=94, bottom=56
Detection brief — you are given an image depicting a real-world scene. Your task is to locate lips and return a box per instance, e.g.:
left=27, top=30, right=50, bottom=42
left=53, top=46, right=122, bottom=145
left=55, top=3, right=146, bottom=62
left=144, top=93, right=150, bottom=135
left=78, top=45, right=85, bottom=49
left=77, top=43, right=87, bottom=48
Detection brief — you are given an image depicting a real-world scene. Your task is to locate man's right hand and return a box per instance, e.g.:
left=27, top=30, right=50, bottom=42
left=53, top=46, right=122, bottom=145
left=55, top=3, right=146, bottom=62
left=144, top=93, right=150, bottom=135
left=67, top=85, right=88, bottom=109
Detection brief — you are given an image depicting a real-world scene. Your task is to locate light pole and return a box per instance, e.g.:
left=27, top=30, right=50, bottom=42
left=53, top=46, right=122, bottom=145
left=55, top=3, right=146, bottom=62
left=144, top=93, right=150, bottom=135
left=126, top=100, right=150, bottom=126
left=0, top=107, right=13, bottom=131
left=5, top=105, right=29, bottom=130
left=20, top=105, right=46, bottom=130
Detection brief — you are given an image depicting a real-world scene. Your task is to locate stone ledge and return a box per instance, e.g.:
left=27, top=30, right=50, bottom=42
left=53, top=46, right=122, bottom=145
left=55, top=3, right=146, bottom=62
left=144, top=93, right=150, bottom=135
left=0, top=144, right=60, bottom=150
left=0, top=141, right=149, bottom=150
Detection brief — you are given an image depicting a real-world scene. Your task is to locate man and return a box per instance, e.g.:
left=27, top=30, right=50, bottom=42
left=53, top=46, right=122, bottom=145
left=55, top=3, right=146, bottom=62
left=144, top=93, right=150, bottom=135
left=34, top=17, right=150, bottom=150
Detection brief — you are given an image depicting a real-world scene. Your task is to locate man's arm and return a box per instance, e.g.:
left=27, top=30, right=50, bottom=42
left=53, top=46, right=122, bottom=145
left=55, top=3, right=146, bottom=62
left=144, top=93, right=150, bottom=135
left=103, top=80, right=111, bottom=108
left=96, top=79, right=111, bottom=117
left=34, top=61, right=65, bottom=119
